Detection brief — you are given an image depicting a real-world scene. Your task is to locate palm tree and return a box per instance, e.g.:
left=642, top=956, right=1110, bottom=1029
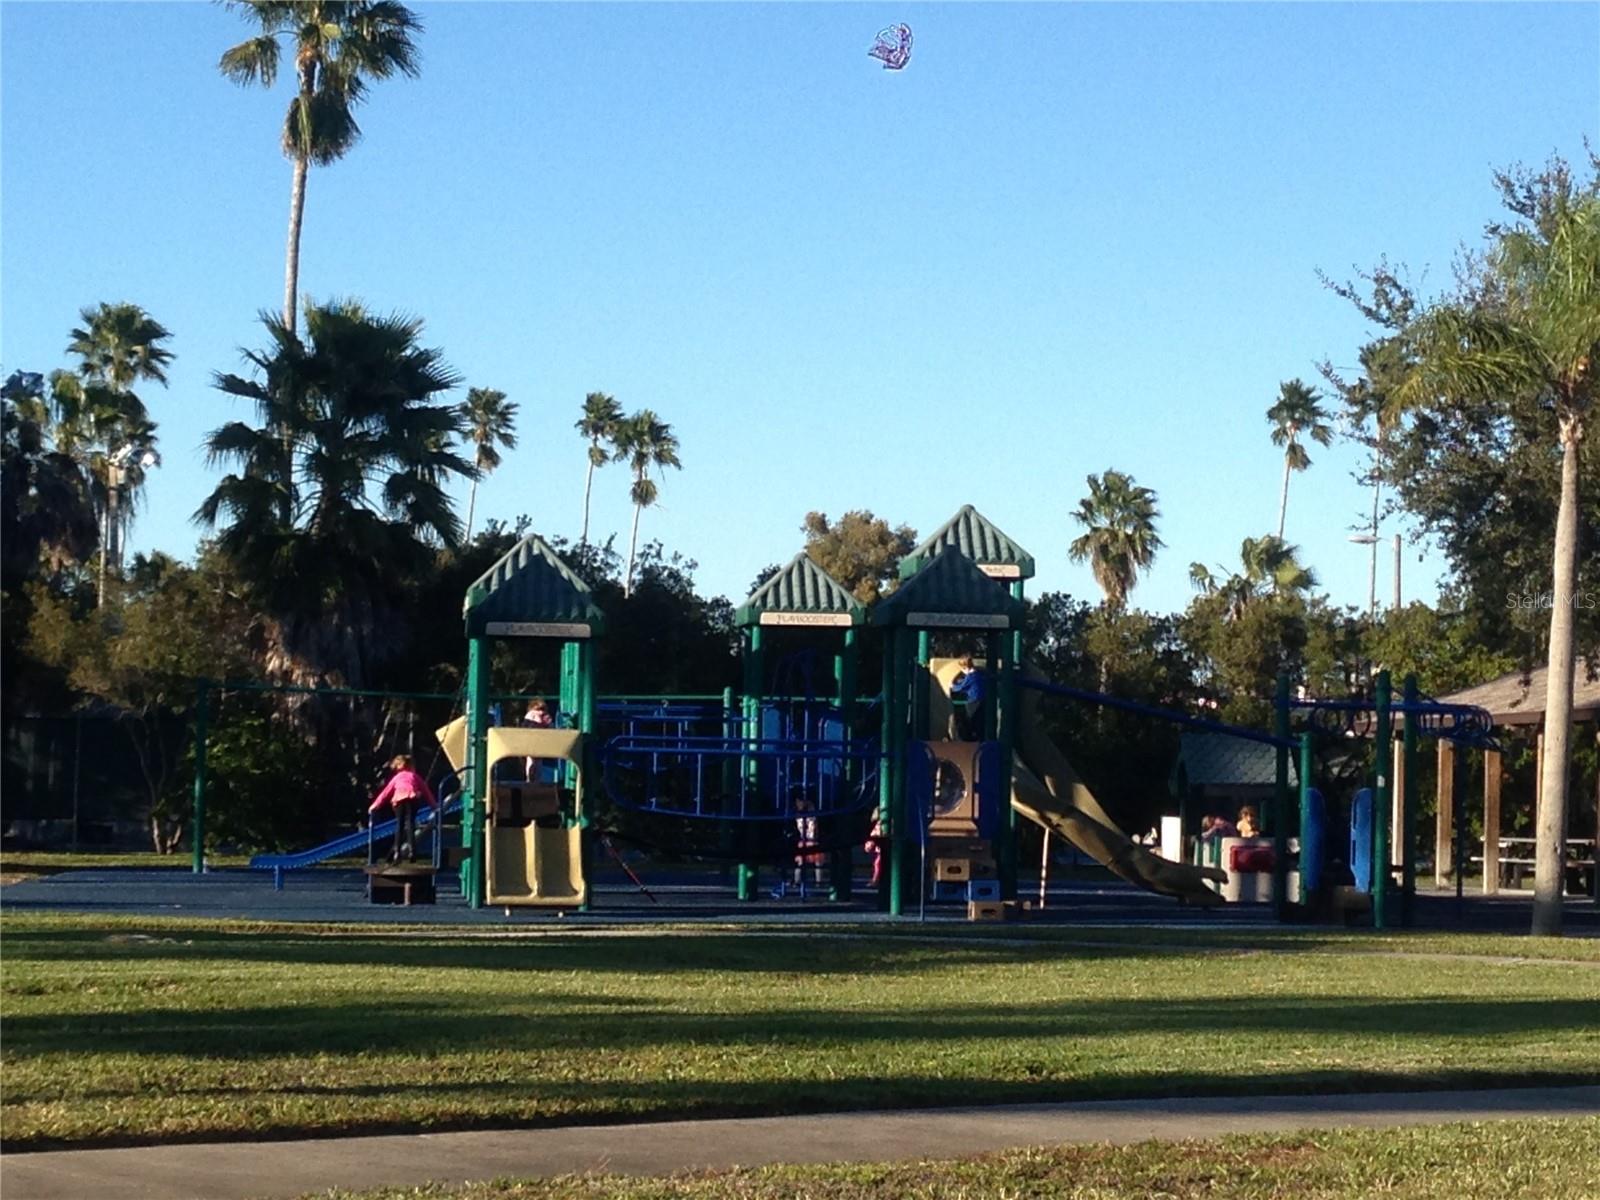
left=220, top=1, right=422, bottom=334
left=1266, top=379, right=1334, bottom=539
left=1067, top=470, right=1163, bottom=610
left=55, top=303, right=172, bottom=601
left=575, top=391, right=622, bottom=545
left=610, top=410, right=681, bottom=597
left=197, top=300, right=473, bottom=686
left=2, top=375, right=99, bottom=592
left=1392, top=193, right=1599, bottom=935
left=460, top=387, right=517, bottom=540
left=1191, top=535, right=1318, bottom=621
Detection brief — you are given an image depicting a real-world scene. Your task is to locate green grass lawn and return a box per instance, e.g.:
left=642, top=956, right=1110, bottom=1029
left=0, top=849, right=254, bottom=881
left=313, top=1119, right=1600, bottom=1199
left=4, top=914, right=1597, bottom=1151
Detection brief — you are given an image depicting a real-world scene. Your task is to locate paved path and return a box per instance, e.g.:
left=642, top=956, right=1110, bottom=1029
left=5, top=1086, right=1596, bottom=1200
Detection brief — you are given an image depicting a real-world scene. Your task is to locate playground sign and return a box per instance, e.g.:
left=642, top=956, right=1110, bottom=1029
left=906, top=612, right=1010, bottom=628
left=485, top=621, right=592, bottom=638
left=978, top=564, right=1023, bottom=579
left=758, top=612, right=854, bottom=627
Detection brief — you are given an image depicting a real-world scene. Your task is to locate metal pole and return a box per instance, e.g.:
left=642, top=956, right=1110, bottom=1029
left=1392, top=533, right=1402, bottom=610
left=1038, top=828, right=1050, bottom=909
left=464, top=631, right=489, bottom=909
left=191, top=680, right=210, bottom=874
left=888, top=627, right=909, bottom=917
left=739, top=625, right=764, bottom=901
left=71, top=716, right=83, bottom=852
left=1273, top=672, right=1290, bottom=916
left=1402, top=673, right=1419, bottom=925
left=1373, top=670, right=1393, bottom=929
left=1299, top=731, right=1316, bottom=894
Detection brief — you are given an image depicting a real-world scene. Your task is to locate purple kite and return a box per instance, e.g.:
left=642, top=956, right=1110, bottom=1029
left=868, top=24, right=913, bottom=71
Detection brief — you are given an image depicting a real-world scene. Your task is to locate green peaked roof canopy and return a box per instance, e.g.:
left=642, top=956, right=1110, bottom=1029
left=900, top=505, right=1036, bottom=582
left=735, top=552, right=866, bottom=628
left=463, top=534, right=606, bottom=638
left=874, top=548, right=1026, bottom=629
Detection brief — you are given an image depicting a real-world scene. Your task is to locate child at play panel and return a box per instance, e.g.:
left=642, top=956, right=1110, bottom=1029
left=950, top=655, right=986, bottom=741
left=369, top=754, right=436, bottom=863
left=1236, top=805, right=1261, bottom=838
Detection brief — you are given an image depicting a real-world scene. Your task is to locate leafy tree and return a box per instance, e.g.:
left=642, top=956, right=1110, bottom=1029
left=611, top=410, right=681, bottom=597
left=1265, top=379, right=1333, bottom=539
left=219, top=0, right=422, bottom=333
left=459, top=386, right=517, bottom=540
left=24, top=550, right=256, bottom=850
left=1, top=375, right=98, bottom=594
left=1067, top=469, right=1163, bottom=611
left=196, top=300, right=474, bottom=687
left=575, top=391, right=622, bottom=545
left=1379, top=162, right=1600, bottom=934
left=801, top=510, right=916, bottom=605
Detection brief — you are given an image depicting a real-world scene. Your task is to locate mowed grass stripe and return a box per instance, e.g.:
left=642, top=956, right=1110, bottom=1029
left=3, top=918, right=1597, bottom=1150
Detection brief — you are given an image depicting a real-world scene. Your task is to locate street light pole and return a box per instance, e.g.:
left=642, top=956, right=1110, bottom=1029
left=96, top=443, right=159, bottom=607
left=1392, top=532, right=1402, bottom=611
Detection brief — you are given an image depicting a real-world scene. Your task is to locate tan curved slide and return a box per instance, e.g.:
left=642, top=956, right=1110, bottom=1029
left=932, top=659, right=1225, bottom=905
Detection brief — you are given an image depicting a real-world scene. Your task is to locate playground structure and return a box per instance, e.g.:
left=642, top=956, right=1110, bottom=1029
left=204, top=504, right=1515, bottom=928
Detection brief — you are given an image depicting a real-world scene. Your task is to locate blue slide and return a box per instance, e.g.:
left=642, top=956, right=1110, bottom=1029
left=250, top=795, right=463, bottom=889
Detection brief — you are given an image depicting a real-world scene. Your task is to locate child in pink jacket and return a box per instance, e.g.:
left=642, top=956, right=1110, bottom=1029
left=370, top=755, right=436, bottom=863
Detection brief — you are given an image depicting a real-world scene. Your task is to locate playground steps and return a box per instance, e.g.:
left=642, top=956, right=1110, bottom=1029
left=365, top=863, right=437, bottom=906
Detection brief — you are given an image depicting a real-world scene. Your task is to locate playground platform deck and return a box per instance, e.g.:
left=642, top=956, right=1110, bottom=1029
left=3, top=865, right=1597, bottom=931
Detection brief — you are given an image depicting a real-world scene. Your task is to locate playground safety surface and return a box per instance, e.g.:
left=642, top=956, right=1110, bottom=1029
left=4, top=1086, right=1596, bottom=1200
left=4, top=865, right=1597, bottom=930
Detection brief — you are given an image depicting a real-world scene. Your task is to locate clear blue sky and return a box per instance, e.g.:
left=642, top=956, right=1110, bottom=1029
left=4, top=3, right=1595, bottom=612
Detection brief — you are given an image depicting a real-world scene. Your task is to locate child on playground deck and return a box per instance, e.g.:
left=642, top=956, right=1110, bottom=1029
left=1236, top=805, right=1261, bottom=838
left=370, top=754, right=435, bottom=863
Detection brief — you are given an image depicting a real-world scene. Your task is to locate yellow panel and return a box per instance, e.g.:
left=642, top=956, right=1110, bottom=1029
left=486, top=823, right=587, bottom=907
left=435, top=717, right=468, bottom=773
left=485, top=727, right=583, bottom=768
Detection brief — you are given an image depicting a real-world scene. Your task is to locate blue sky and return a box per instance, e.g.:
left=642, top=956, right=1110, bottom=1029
left=3, top=2, right=1595, bottom=612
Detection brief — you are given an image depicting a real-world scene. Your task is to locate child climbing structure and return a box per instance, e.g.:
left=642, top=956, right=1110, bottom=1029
left=435, top=511, right=1251, bottom=918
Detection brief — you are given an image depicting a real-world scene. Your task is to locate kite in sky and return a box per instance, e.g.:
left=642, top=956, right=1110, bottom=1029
left=868, top=24, right=913, bottom=71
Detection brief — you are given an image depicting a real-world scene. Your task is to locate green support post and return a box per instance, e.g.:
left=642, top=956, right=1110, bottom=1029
left=888, top=627, right=909, bottom=917
left=832, top=629, right=858, bottom=901
left=994, top=629, right=1018, bottom=903
left=1299, top=731, right=1315, bottom=889
left=1402, top=672, right=1419, bottom=926
left=191, top=679, right=210, bottom=874
left=877, top=629, right=895, bottom=911
left=464, top=632, right=490, bottom=910
left=1008, top=584, right=1024, bottom=907
left=719, top=684, right=737, bottom=874
left=739, top=626, right=764, bottom=900
left=1273, top=673, right=1291, bottom=915
left=576, top=638, right=597, bottom=912
left=913, top=630, right=931, bottom=739
left=1373, top=669, right=1393, bottom=930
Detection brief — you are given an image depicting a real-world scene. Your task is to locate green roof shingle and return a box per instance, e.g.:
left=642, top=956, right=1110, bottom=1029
left=874, top=548, right=1026, bottom=628
left=735, top=553, right=866, bottom=628
left=463, top=534, right=605, bottom=638
left=900, top=505, right=1036, bottom=581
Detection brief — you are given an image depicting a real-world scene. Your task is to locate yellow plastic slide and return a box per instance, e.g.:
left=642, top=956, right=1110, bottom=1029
left=932, top=659, right=1225, bottom=904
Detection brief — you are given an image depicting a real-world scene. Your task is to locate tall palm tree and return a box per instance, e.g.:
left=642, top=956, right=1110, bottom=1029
left=1067, top=469, right=1163, bottom=610
left=220, top=1, right=422, bottom=334
left=1191, top=535, right=1318, bottom=622
left=1392, top=193, right=1599, bottom=935
left=575, top=391, right=622, bottom=545
left=197, top=300, right=473, bottom=686
left=1266, top=379, right=1334, bottom=539
left=460, top=386, right=518, bottom=540
left=55, top=303, right=172, bottom=600
left=610, top=410, right=681, bottom=597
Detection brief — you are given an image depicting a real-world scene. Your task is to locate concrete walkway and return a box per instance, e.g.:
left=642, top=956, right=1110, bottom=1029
left=5, top=1086, right=1596, bottom=1200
